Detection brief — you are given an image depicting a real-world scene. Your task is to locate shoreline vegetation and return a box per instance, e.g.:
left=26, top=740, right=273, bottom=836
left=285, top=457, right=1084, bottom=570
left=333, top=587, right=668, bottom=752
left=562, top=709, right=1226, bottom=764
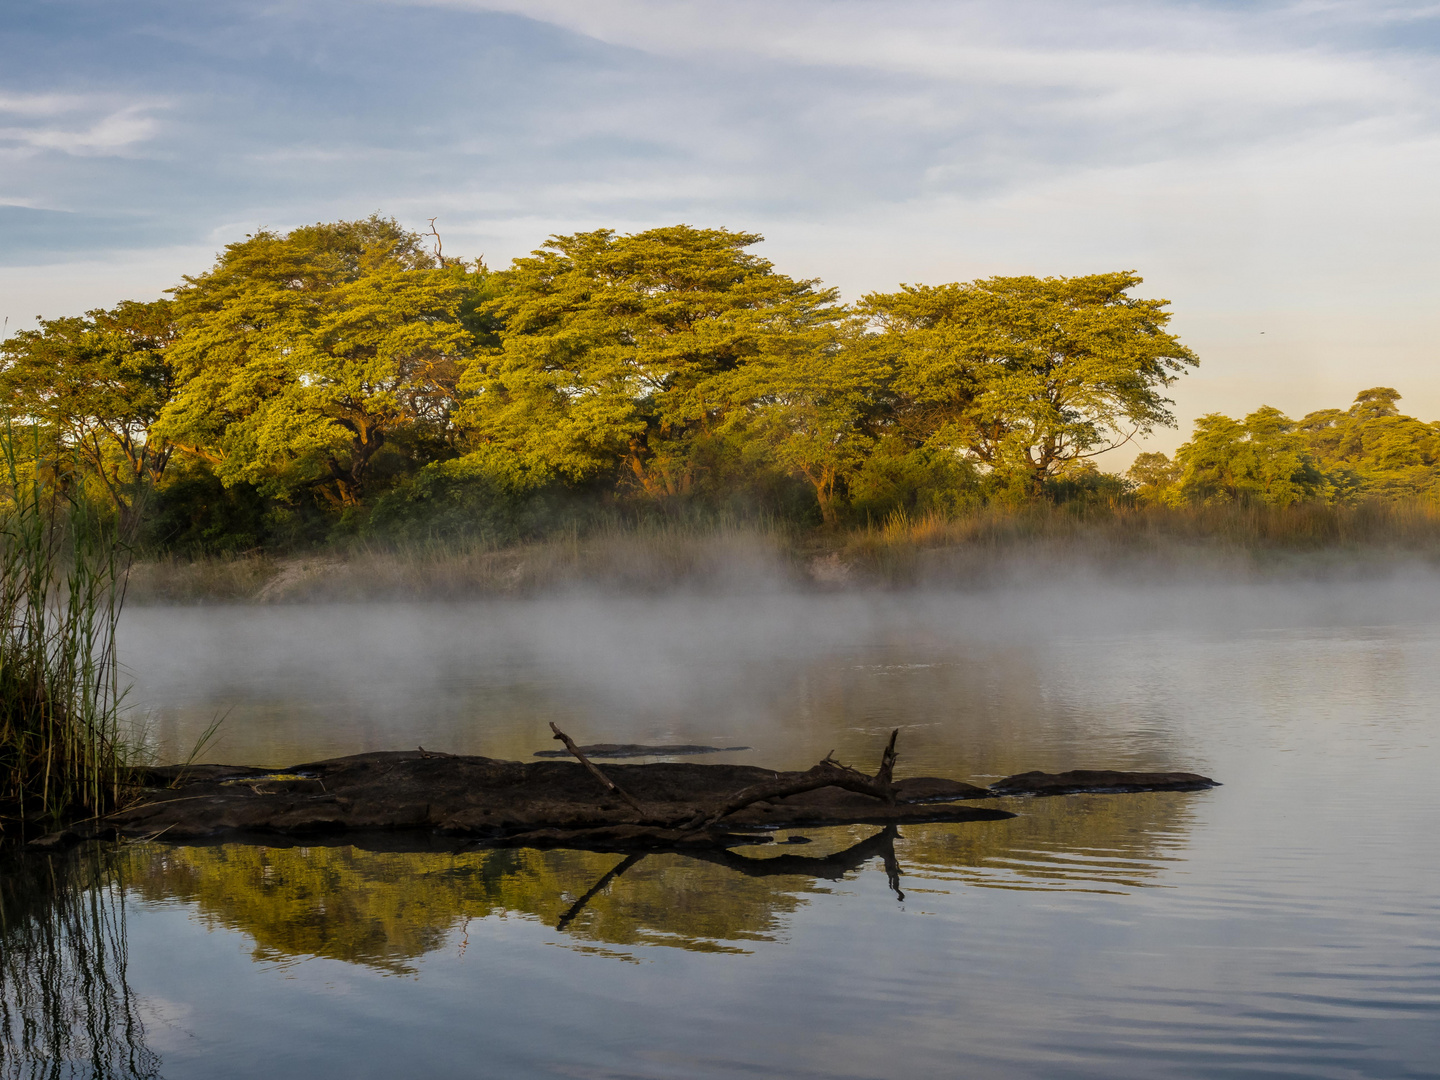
left=1, top=430, right=141, bottom=843
left=6, top=215, right=1438, bottom=583
left=125, top=501, right=1440, bottom=605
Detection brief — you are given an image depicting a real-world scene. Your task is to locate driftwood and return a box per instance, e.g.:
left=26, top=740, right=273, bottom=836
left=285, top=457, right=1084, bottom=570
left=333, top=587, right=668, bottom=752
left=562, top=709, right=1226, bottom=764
left=682, top=728, right=900, bottom=830
left=547, top=724, right=905, bottom=838
left=549, top=723, right=647, bottom=815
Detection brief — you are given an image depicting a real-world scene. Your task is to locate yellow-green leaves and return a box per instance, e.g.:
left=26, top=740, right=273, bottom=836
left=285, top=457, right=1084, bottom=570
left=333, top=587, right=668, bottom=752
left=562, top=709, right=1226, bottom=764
left=460, top=225, right=845, bottom=498
left=862, top=272, right=1196, bottom=493
left=157, top=217, right=484, bottom=506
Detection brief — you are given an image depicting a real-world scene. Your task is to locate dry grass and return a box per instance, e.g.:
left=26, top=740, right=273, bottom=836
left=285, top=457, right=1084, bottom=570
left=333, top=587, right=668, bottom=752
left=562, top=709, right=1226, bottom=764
left=126, top=522, right=808, bottom=604
left=123, top=500, right=1440, bottom=605
left=840, top=500, right=1440, bottom=586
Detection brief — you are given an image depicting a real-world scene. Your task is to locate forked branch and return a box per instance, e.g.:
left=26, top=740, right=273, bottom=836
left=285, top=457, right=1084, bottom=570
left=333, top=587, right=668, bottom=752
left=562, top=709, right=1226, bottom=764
left=549, top=722, right=646, bottom=816
left=683, top=728, right=900, bottom=830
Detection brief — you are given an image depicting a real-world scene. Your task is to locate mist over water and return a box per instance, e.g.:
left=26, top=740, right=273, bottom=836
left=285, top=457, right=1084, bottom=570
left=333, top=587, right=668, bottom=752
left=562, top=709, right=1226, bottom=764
left=119, top=569, right=1440, bottom=773
left=10, top=571, right=1437, bottom=1078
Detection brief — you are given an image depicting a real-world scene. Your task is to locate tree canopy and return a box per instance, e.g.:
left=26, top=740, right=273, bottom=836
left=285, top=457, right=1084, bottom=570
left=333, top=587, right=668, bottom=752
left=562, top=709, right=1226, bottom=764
left=157, top=216, right=482, bottom=508
left=42, top=214, right=1433, bottom=552
left=1130, top=389, right=1440, bottom=508
left=862, top=272, right=1197, bottom=494
left=458, top=225, right=845, bottom=498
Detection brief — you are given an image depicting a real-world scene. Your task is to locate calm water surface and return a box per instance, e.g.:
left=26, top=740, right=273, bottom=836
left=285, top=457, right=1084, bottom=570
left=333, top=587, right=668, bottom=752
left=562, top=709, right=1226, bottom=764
left=4, top=578, right=1439, bottom=1078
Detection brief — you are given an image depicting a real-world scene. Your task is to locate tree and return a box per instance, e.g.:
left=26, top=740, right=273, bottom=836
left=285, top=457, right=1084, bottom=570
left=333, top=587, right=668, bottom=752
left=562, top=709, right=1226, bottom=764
left=459, top=226, right=845, bottom=498
left=156, top=217, right=484, bottom=507
left=1126, top=451, right=1180, bottom=503
left=1300, top=388, right=1440, bottom=500
left=717, top=324, right=883, bottom=524
left=0, top=300, right=177, bottom=528
left=1172, top=407, right=1329, bottom=506
left=862, top=272, right=1197, bottom=494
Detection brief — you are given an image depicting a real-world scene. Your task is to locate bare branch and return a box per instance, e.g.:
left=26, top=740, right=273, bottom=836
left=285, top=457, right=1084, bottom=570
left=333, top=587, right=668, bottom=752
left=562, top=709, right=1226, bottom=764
left=549, top=722, right=646, bottom=815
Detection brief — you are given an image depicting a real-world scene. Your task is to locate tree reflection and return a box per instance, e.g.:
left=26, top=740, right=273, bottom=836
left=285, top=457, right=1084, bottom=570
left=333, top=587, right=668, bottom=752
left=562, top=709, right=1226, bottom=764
left=105, top=789, right=1197, bottom=974
left=0, top=848, right=161, bottom=1080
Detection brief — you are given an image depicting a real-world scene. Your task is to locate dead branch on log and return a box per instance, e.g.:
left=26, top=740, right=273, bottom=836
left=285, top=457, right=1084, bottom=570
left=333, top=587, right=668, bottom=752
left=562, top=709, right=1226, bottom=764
left=876, top=728, right=899, bottom=789
left=682, top=728, right=901, bottom=831
left=549, top=722, right=647, bottom=816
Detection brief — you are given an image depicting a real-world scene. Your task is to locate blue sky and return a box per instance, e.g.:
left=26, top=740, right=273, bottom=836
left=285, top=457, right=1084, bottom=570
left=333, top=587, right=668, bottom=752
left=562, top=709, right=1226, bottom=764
left=3, top=0, right=1439, bottom=456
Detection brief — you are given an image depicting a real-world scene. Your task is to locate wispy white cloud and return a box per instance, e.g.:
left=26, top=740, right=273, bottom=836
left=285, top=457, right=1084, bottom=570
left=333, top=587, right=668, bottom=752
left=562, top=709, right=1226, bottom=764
left=0, top=94, right=169, bottom=158
left=4, top=0, right=1440, bottom=438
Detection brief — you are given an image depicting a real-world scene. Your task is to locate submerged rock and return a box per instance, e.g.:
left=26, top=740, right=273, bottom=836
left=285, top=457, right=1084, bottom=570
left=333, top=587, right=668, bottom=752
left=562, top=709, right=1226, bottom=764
left=532, top=743, right=752, bottom=759
left=990, top=769, right=1218, bottom=795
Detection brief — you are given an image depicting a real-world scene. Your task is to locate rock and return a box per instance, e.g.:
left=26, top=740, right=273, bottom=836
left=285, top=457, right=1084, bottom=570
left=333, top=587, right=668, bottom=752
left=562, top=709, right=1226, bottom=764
left=532, top=743, right=752, bottom=759
left=990, top=769, right=1219, bottom=795
left=100, top=750, right=1012, bottom=845
left=24, top=829, right=81, bottom=852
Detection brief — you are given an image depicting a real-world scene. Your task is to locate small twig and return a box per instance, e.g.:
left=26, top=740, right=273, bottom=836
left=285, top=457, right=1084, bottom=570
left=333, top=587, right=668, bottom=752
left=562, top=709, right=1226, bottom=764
left=549, top=723, right=646, bottom=815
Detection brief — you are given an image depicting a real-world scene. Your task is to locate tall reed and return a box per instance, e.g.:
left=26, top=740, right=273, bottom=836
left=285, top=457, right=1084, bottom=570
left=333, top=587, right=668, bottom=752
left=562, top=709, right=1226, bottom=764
left=0, top=425, right=137, bottom=837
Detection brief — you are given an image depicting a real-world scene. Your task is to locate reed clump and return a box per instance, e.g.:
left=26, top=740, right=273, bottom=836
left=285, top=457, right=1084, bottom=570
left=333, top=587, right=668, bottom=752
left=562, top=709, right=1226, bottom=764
left=0, top=429, right=140, bottom=840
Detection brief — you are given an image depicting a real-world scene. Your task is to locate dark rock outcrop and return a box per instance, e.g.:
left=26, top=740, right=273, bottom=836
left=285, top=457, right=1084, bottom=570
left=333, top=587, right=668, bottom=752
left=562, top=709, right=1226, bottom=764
left=53, top=754, right=1218, bottom=853
left=990, top=769, right=1218, bottom=795
left=532, top=743, right=751, bottom=758
left=100, top=751, right=1010, bottom=848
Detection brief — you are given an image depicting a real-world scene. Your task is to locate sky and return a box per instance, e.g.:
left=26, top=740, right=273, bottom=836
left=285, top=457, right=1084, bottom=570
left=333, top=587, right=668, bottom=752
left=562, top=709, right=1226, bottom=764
left=3, top=0, right=1438, bottom=459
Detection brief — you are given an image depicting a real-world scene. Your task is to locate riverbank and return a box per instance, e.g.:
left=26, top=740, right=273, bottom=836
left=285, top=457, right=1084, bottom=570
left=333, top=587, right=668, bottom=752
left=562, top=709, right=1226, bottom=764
left=125, top=501, right=1440, bottom=604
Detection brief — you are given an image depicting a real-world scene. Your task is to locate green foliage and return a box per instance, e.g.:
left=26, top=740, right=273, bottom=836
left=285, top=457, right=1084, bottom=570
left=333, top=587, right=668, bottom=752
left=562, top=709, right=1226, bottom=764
left=0, top=300, right=176, bottom=529
left=1126, top=451, right=1180, bottom=503
left=1156, top=390, right=1440, bottom=510
left=136, top=459, right=272, bottom=555
left=365, top=446, right=579, bottom=544
left=1299, top=388, right=1440, bottom=500
left=157, top=216, right=485, bottom=508
left=847, top=438, right=982, bottom=521
left=25, top=216, right=1376, bottom=548
left=862, top=271, right=1196, bottom=494
left=0, top=425, right=139, bottom=832
left=1171, top=407, right=1329, bottom=507
left=460, top=225, right=846, bottom=500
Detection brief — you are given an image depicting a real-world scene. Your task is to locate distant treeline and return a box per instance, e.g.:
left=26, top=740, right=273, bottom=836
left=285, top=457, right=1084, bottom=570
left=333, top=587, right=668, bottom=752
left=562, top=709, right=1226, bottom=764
left=1131, top=390, right=1440, bottom=508
left=1, top=216, right=1433, bottom=554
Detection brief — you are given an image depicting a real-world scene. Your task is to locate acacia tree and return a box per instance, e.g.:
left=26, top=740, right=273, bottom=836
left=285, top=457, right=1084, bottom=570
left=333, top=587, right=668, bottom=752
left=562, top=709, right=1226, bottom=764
left=1300, top=388, right=1440, bottom=500
left=1172, top=407, right=1329, bottom=506
left=0, top=300, right=176, bottom=528
left=459, top=225, right=846, bottom=497
left=717, top=326, right=885, bottom=524
left=862, top=272, right=1197, bottom=494
left=157, top=217, right=484, bottom=507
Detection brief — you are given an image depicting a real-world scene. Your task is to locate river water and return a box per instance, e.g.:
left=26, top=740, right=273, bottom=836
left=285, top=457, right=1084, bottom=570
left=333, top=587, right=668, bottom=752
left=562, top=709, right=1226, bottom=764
left=4, top=576, right=1439, bottom=1078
